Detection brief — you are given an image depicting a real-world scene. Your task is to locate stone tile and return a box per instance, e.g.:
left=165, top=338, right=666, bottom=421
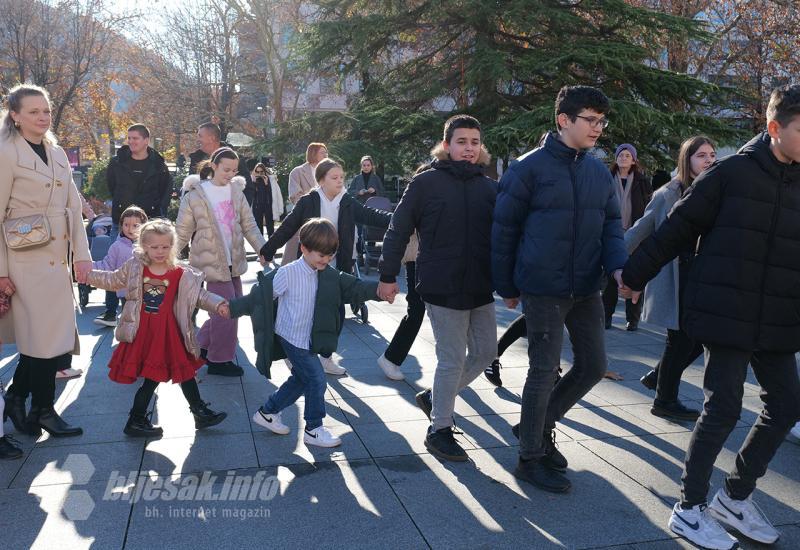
left=0, top=480, right=131, bottom=549
left=142, top=433, right=258, bottom=476
left=377, top=445, right=677, bottom=549
left=13, top=440, right=145, bottom=488
left=125, top=461, right=428, bottom=549
left=338, top=394, right=429, bottom=425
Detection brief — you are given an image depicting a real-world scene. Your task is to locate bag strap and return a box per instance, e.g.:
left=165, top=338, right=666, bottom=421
left=3, top=144, right=59, bottom=219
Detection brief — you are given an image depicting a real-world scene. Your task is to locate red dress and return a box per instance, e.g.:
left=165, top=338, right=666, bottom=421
left=108, top=266, right=204, bottom=384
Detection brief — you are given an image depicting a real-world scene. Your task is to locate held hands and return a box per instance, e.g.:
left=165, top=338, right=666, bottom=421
left=0, top=277, right=16, bottom=297
left=377, top=282, right=399, bottom=304
left=74, top=261, right=92, bottom=284
left=614, top=269, right=641, bottom=304
left=217, top=302, right=231, bottom=319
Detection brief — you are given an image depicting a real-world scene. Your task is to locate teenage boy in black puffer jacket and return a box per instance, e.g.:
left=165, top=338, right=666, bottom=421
left=378, top=115, right=497, bottom=463
left=623, top=84, right=800, bottom=550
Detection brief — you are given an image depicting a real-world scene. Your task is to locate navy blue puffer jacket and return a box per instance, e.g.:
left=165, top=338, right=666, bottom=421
left=492, top=132, right=627, bottom=298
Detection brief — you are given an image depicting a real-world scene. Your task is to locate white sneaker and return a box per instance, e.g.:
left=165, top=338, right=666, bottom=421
left=377, top=354, right=404, bottom=381
left=709, top=489, right=780, bottom=544
left=320, top=356, right=346, bottom=376
left=55, top=367, right=83, bottom=380
left=252, top=409, right=290, bottom=435
left=303, top=426, right=341, bottom=447
left=668, top=502, right=739, bottom=550
left=787, top=422, right=800, bottom=444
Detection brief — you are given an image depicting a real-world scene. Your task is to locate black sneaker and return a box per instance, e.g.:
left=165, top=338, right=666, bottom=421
left=640, top=369, right=658, bottom=391
left=511, top=424, right=568, bottom=472
left=415, top=389, right=432, bottom=420
left=543, top=429, right=568, bottom=472
left=605, top=317, right=612, bottom=330
left=93, top=312, right=117, bottom=327
left=626, top=321, right=639, bottom=331
left=651, top=399, right=701, bottom=421
left=484, top=359, right=503, bottom=387
left=514, top=457, right=571, bottom=493
left=206, top=361, right=244, bottom=377
left=0, top=435, right=23, bottom=460
left=424, top=426, right=468, bottom=462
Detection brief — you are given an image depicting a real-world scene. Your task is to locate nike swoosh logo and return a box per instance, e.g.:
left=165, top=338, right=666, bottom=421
left=720, top=501, right=745, bottom=521
left=305, top=432, right=317, bottom=438
left=676, top=513, right=699, bottom=531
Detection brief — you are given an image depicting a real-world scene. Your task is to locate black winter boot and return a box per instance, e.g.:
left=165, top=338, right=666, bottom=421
left=190, top=402, right=227, bottom=429
left=124, top=412, right=164, bottom=438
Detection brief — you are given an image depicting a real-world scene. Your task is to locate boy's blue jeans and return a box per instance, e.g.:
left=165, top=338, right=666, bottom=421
left=263, top=336, right=327, bottom=431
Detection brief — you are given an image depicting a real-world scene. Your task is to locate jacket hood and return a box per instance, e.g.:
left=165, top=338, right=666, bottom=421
left=738, top=131, right=800, bottom=183
left=430, top=142, right=492, bottom=166
left=115, top=145, right=165, bottom=164
left=182, top=174, right=202, bottom=193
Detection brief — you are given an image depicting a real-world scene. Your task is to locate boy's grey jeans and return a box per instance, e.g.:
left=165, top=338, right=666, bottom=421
left=425, top=302, right=497, bottom=431
left=518, top=292, right=607, bottom=460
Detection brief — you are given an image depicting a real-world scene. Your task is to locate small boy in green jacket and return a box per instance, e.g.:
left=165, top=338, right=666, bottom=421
left=230, top=218, right=387, bottom=447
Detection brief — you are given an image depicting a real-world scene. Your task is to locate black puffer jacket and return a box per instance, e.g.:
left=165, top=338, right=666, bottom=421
left=106, top=146, right=173, bottom=223
left=623, top=132, right=800, bottom=352
left=379, top=158, right=497, bottom=310
left=262, top=189, right=391, bottom=274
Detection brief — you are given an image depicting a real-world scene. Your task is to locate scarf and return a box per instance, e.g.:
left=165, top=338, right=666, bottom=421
left=614, top=172, right=634, bottom=230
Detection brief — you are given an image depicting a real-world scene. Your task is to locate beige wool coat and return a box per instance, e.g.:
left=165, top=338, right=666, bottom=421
left=0, top=135, right=91, bottom=358
left=87, top=256, right=225, bottom=358
left=283, top=162, right=316, bottom=264
left=176, top=175, right=266, bottom=282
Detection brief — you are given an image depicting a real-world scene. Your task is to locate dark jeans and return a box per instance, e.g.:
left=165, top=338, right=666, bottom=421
left=518, top=293, right=607, bottom=460
left=7, top=354, right=67, bottom=407
left=265, top=336, right=327, bottom=430
left=254, top=209, right=274, bottom=238
left=681, top=345, right=800, bottom=507
left=105, top=291, right=119, bottom=316
left=498, top=314, right=527, bottom=358
left=602, top=273, right=642, bottom=324
left=655, top=328, right=704, bottom=402
left=131, top=377, right=202, bottom=416
left=384, top=262, right=425, bottom=365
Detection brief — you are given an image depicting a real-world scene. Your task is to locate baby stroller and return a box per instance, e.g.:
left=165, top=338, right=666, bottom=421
left=360, top=196, right=393, bottom=275
left=78, top=215, right=114, bottom=308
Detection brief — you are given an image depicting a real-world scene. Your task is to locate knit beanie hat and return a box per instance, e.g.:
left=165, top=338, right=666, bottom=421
left=614, top=143, right=637, bottom=162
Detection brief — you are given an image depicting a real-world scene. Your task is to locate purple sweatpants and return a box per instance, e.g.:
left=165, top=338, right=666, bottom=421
left=197, top=277, right=243, bottom=362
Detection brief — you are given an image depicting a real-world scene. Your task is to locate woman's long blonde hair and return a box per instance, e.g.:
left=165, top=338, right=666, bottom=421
left=135, top=219, right=179, bottom=267
left=0, top=84, right=58, bottom=145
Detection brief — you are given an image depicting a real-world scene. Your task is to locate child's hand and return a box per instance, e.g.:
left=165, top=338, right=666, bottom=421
left=217, top=302, right=230, bottom=318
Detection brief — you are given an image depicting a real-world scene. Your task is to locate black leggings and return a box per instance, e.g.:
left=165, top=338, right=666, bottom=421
left=497, top=314, right=527, bottom=358
left=7, top=354, right=67, bottom=407
left=131, top=377, right=203, bottom=416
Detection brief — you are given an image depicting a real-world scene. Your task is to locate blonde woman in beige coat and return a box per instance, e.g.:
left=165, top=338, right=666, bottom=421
left=175, top=147, right=267, bottom=377
left=0, top=84, right=91, bottom=438
left=282, top=142, right=327, bottom=264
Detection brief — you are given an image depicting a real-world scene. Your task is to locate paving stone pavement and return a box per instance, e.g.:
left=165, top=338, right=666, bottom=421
left=1, top=258, right=799, bottom=549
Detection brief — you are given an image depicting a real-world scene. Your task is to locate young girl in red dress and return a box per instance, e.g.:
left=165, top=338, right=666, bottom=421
left=87, top=219, right=232, bottom=437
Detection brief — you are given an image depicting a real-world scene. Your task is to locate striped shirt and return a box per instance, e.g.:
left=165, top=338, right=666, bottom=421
left=273, top=257, right=318, bottom=350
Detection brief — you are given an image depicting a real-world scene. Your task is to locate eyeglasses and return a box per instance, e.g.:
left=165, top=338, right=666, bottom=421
left=575, top=115, right=609, bottom=129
